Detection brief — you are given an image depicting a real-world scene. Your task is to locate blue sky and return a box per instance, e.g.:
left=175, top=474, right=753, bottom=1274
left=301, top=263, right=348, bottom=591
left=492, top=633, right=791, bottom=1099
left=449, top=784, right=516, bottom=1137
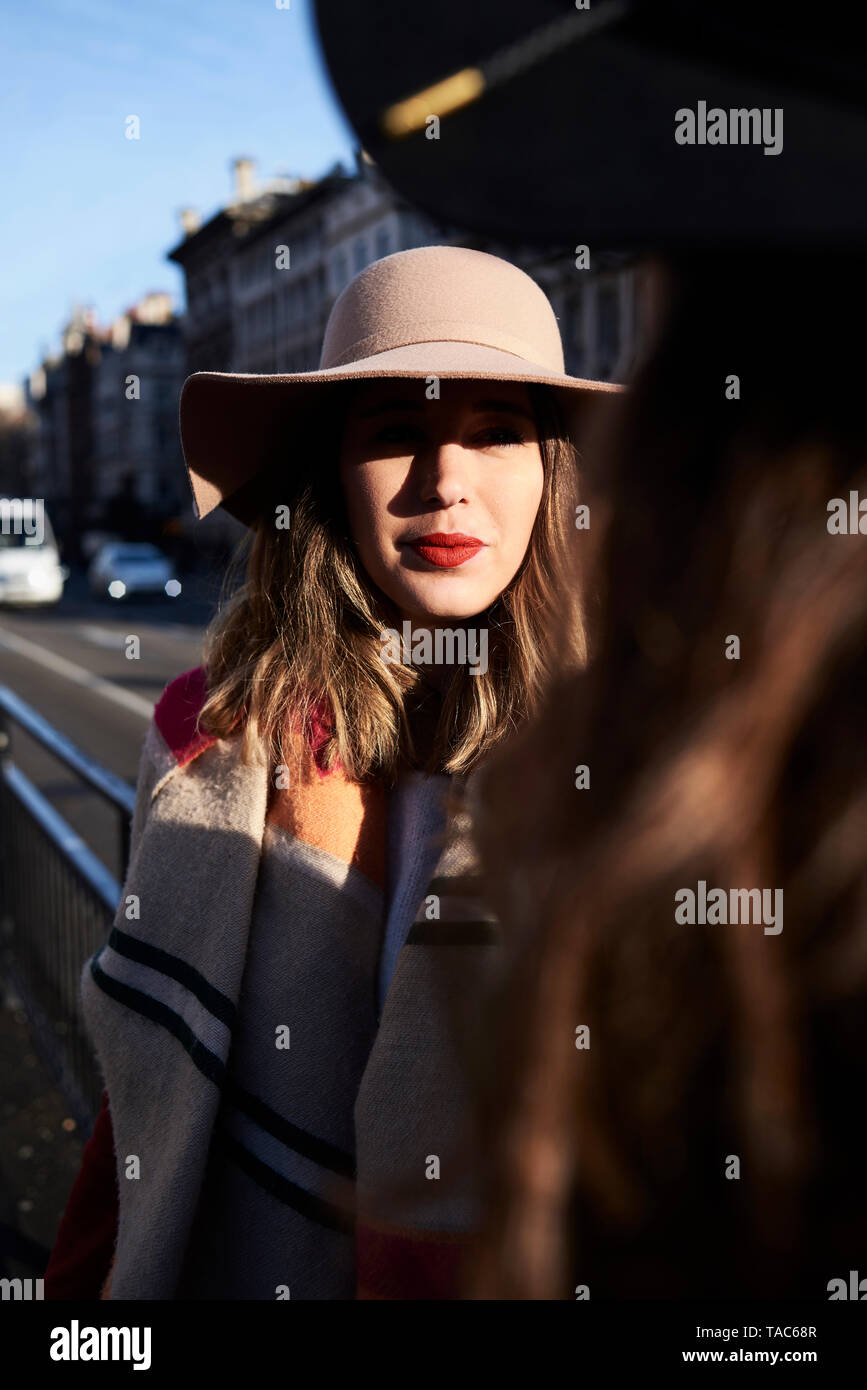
left=0, top=0, right=356, bottom=384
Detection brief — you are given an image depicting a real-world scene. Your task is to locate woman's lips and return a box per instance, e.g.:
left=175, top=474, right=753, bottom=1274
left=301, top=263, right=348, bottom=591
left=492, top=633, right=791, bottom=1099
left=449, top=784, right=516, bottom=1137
left=407, top=541, right=485, bottom=568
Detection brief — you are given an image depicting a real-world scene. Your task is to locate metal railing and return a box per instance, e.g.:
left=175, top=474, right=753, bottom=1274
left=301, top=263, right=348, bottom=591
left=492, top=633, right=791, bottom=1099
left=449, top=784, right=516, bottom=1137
left=0, top=685, right=136, bottom=1129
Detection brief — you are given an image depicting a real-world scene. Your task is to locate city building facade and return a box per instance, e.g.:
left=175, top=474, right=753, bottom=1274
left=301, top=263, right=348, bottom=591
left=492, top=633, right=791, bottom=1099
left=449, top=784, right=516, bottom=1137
left=24, top=149, right=648, bottom=564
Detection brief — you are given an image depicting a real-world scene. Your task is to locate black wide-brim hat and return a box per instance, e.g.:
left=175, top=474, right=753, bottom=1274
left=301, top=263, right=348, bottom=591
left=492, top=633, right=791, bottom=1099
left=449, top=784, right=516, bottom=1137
left=314, top=0, right=867, bottom=247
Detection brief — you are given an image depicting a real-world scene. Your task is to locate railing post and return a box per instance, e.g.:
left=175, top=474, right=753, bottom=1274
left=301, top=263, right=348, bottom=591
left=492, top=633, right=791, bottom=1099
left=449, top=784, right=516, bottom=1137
left=0, top=684, right=136, bottom=1124
left=0, top=703, right=8, bottom=941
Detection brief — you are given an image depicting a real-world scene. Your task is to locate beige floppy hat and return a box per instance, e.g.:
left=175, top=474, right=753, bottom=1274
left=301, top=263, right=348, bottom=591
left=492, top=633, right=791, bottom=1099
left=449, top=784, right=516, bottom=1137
left=179, top=244, right=624, bottom=525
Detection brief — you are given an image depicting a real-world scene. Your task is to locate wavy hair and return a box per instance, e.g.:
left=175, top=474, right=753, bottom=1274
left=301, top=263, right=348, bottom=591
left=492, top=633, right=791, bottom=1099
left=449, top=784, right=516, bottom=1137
left=196, top=380, right=588, bottom=785
left=465, top=250, right=867, bottom=1299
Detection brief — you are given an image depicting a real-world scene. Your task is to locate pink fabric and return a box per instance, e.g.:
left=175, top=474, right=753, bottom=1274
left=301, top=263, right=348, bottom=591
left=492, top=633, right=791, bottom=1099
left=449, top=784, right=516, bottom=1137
left=153, top=665, right=214, bottom=767
left=307, top=698, right=342, bottom=777
left=153, top=666, right=340, bottom=777
left=44, top=1089, right=118, bottom=1299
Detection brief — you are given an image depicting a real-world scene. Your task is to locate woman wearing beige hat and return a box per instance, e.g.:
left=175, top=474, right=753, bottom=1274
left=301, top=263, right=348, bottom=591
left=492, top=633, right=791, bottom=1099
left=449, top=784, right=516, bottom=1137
left=44, top=245, right=621, bottom=1301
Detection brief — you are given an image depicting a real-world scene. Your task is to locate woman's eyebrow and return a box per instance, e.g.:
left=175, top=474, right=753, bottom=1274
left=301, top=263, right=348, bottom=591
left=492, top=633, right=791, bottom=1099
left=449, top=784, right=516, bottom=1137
left=472, top=398, right=535, bottom=422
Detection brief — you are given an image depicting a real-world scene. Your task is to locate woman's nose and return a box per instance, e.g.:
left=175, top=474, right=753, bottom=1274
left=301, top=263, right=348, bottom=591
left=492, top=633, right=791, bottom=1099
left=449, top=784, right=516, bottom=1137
left=417, top=440, right=471, bottom=507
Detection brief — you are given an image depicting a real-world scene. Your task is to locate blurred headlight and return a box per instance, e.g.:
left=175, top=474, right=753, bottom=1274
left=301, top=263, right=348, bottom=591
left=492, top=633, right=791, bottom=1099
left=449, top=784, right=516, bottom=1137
left=108, top=580, right=126, bottom=598
left=164, top=579, right=182, bottom=597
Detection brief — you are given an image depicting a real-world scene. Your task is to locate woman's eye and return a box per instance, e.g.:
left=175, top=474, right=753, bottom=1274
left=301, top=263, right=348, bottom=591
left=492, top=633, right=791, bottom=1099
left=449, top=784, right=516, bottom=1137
left=476, top=426, right=526, bottom=446
left=368, top=423, right=528, bottom=447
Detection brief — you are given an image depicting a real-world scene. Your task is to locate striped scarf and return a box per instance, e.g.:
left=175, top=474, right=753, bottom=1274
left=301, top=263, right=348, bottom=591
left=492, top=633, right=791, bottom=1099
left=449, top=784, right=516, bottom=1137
left=79, top=666, right=503, bottom=1299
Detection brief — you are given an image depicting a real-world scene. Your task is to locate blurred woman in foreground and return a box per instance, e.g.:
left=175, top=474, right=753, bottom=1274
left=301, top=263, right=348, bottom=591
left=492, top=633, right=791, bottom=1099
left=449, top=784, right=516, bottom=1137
left=466, top=250, right=867, bottom=1299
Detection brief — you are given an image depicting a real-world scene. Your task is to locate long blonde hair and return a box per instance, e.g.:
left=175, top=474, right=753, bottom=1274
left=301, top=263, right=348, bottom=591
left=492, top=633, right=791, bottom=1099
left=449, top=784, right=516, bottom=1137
left=197, top=381, right=587, bottom=785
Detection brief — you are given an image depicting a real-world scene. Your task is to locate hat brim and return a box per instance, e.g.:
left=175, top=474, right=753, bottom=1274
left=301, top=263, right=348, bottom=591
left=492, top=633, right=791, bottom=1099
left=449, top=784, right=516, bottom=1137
left=315, top=1, right=867, bottom=247
left=179, top=340, right=623, bottom=526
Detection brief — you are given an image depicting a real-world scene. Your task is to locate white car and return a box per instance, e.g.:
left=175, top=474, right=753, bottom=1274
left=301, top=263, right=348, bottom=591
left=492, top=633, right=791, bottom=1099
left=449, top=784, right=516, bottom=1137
left=87, top=542, right=182, bottom=601
left=0, top=498, right=68, bottom=606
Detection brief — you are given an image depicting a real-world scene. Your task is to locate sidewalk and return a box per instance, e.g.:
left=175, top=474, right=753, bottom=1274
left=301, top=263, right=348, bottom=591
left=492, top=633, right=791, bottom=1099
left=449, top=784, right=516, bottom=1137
left=0, top=964, right=86, bottom=1281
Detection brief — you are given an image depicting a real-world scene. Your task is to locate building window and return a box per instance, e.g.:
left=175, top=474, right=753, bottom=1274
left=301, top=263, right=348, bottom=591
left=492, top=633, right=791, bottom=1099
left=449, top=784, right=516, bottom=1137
left=375, top=227, right=390, bottom=259
left=353, top=237, right=367, bottom=271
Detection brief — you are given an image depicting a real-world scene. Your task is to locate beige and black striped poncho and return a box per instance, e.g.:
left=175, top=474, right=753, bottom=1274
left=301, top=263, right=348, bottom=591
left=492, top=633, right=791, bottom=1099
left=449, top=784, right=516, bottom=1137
left=76, top=665, right=504, bottom=1299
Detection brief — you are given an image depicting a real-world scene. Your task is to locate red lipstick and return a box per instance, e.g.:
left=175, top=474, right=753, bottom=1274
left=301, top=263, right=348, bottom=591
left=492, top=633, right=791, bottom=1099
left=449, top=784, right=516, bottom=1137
left=405, top=532, right=485, bottom=568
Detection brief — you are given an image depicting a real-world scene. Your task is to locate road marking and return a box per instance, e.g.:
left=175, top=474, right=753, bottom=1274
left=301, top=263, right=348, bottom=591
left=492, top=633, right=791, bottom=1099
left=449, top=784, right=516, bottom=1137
left=77, top=624, right=126, bottom=650
left=0, top=624, right=155, bottom=719
left=161, top=624, right=205, bottom=641
left=78, top=622, right=203, bottom=647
